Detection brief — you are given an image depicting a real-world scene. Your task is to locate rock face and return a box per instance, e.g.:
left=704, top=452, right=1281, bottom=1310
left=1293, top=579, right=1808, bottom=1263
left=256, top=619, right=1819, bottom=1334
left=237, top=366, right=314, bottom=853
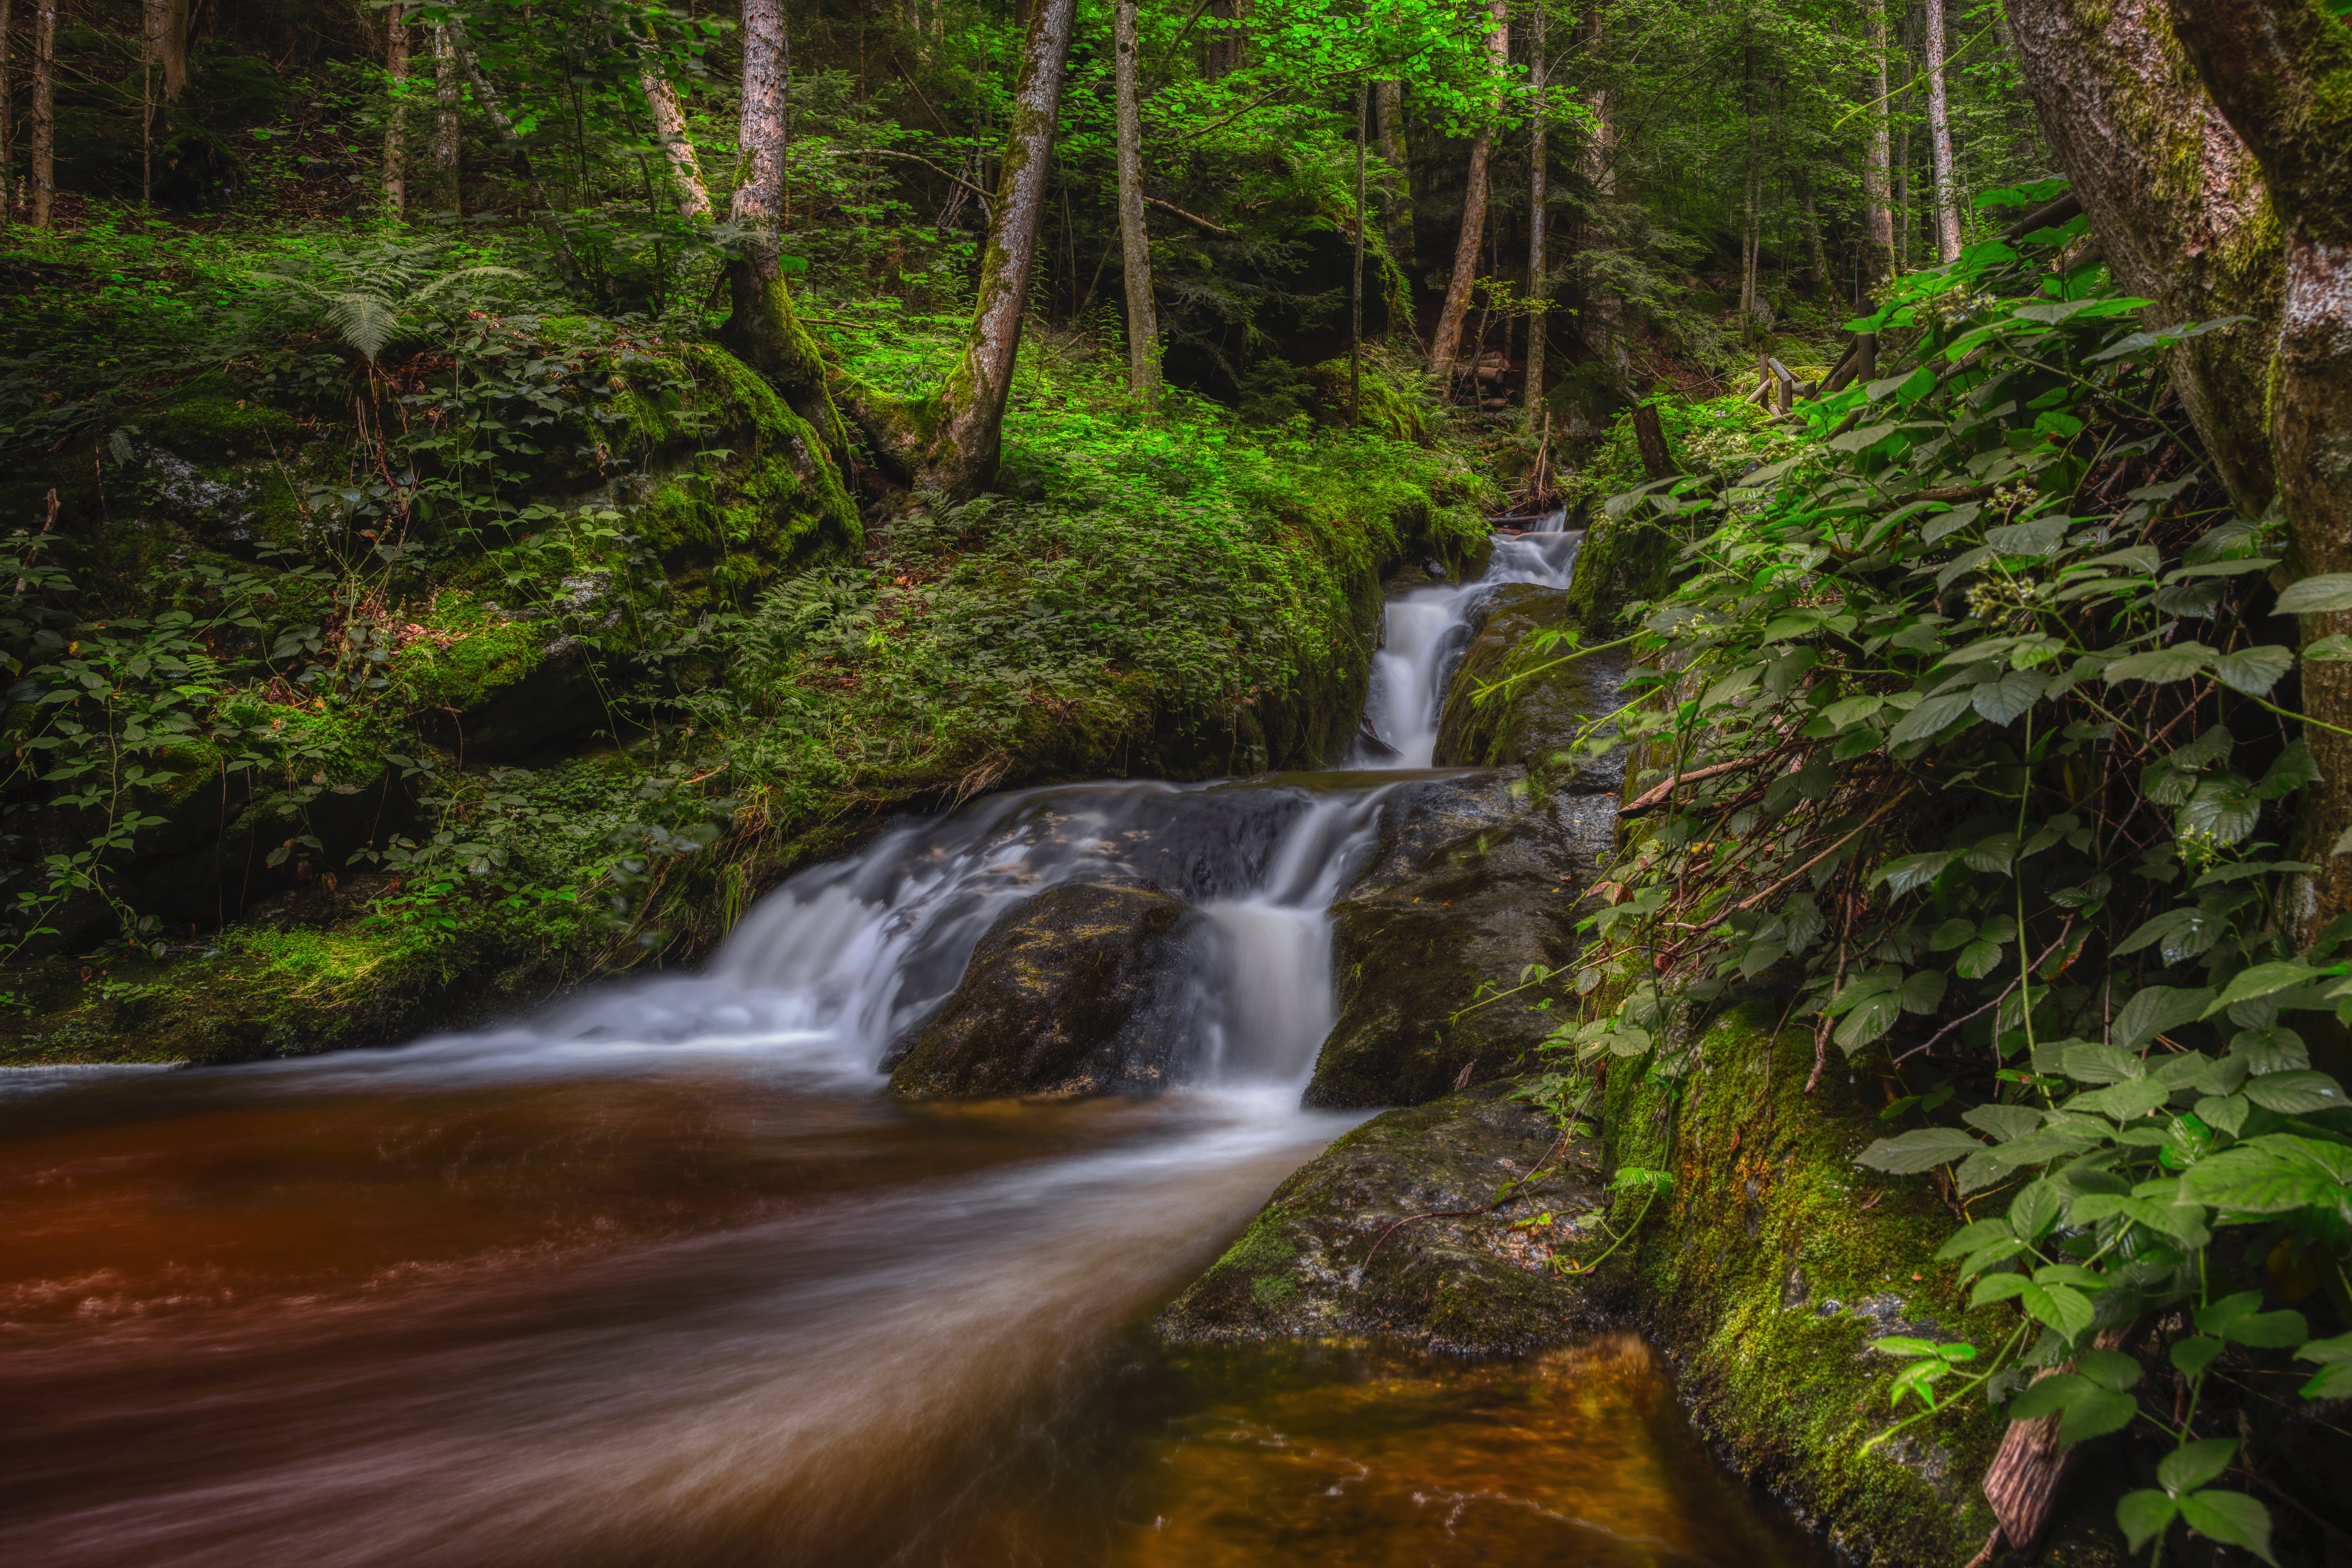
left=1155, top=1080, right=1609, bottom=1353
left=886, top=881, right=1202, bottom=1100
left=1303, top=771, right=1615, bottom=1108
left=1432, top=581, right=1628, bottom=785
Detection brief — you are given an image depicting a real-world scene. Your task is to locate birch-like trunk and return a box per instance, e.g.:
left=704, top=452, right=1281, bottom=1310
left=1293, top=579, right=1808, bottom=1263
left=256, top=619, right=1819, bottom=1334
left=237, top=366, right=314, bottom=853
left=384, top=2, right=408, bottom=214
left=1429, top=0, right=1508, bottom=381
left=431, top=22, right=461, bottom=212
left=1522, top=0, right=1547, bottom=420
left=31, top=0, right=53, bottom=230
left=640, top=68, right=709, bottom=218
left=922, top=0, right=1082, bottom=492
left=1860, top=0, right=1893, bottom=295
left=1113, top=0, right=1157, bottom=405
left=1374, top=80, right=1413, bottom=276
left=1922, top=0, right=1961, bottom=260
left=2162, top=0, right=2352, bottom=943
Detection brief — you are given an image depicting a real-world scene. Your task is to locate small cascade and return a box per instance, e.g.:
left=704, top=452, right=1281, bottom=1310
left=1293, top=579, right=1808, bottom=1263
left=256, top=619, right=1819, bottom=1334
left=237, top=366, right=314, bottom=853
left=1359, top=506, right=1581, bottom=768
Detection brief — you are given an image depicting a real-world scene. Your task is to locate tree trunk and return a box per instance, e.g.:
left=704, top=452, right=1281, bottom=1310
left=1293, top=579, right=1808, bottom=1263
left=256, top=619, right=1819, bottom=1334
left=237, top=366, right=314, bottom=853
left=1632, top=403, right=1676, bottom=480
left=30, top=0, right=52, bottom=230
left=1922, top=0, right=1961, bottom=260
left=1374, top=79, right=1413, bottom=277
left=144, top=0, right=187, bottom=104
left=1861, top=0, right=1894, bottom=295
left=2162, top=0, right=2352, bottom=942
left=1581, top=2, right=1625, bottom=386
left=1351, top=78, right=1365, bottom=426
left=1523, top=0, right=1547, bottom=421
left=431, top=21, right=461, bottom=212
left=641, top=68, right=709, bottom=218
left=2003, top=0, right=2280, bottom=520
left=721, top=0, right=856, bottom=468
left=0, top=0, right=13, bottom=220
left=1431, top=0, right=1508, bottom=382
left=448, top=21, right=583, bottom=282
left=1113, top=0, right=1157, bottom=405
left=383, top=2, right=408, bottom=215
left=920, top=0, right=1082, bottom=493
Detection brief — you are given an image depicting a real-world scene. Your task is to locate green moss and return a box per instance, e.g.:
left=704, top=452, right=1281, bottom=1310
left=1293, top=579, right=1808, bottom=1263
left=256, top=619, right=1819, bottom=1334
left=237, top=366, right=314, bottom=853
left=389, top=593, right=547, bottom=713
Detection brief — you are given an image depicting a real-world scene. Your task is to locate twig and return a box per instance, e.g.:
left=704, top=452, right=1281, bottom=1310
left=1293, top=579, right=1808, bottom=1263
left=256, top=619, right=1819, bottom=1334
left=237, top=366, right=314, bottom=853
left=1894, top=918, right=2078, bottom=1063
left=1620, top=755, right=1774, bottom=816
left=1145, top=196, right=1234, bottom=235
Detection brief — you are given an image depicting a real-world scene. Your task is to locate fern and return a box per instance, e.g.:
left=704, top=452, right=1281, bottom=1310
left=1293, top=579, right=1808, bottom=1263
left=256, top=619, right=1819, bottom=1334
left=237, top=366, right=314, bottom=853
left=249, top=262, right=525, bottom=361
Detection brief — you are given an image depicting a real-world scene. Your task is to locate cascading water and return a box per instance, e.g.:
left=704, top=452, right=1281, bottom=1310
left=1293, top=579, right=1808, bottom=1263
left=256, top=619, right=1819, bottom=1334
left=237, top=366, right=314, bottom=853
left=0, top=507, right=1823, bottom=1568
left=1360, top=506, right=1581, bottom=768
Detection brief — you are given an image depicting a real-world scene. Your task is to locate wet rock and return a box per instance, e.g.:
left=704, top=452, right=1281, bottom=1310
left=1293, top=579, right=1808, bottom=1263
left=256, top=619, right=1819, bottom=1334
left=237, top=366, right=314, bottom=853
left=1155, top=1079, right=1609, bottom=1353
left=1432, top=582, right=1628, bottom=786
left=1303, top=771, right=1614, bottom=1108
left=887, top=881, right=1202, bottom=1100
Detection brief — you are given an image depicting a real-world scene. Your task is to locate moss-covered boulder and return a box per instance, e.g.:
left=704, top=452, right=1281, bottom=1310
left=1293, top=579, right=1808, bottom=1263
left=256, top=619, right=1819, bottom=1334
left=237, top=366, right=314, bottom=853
left=1432, top=581, right=1628, bottom=783
left=1303, top=771, right=1615, bottom=1108
left=1156, top=1079, right=1609, bottom=1351
left=1563, top=505, right=1681, bottom=633
left=887, top=881, right=1203, bottom=1100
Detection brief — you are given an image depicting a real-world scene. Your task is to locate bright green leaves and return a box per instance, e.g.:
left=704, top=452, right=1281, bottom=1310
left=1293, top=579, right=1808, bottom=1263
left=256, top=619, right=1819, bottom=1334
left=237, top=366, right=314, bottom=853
left=2194, top=1291, right=2309, bottom=1349
left=1857, top=1126, right=1988, bottom=1173
left=2180, top=1136, right=2352, bottom=1222
left=1871, top=1336, right=1978, bottom=1411
left=2296, top=1333, right=2352, bottom=1400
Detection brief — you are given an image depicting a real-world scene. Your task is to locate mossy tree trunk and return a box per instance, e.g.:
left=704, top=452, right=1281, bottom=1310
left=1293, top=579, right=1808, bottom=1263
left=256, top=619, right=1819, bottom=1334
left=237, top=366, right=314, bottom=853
left=1114, top=0, right=1158, bottom=407
left=383, top=2, right=408, bottom=214
left=640, top=66, right=709, bottom=219
left=917, top=0, right=1082, bottom=495
left=1522, top=0, right=1547, bottom=423
left=2164, top=0, right=2352, bottom=939
left=1429, top=0, right=1508, bottom=385
left=431, top=21, right=461, bottom=212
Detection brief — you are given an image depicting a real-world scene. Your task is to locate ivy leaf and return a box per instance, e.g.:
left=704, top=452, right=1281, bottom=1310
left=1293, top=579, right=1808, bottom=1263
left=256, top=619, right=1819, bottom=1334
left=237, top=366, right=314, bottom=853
left=2105, top=643, right=2218, bottom=684
left=2113, top=986, right=2216, bottom=1052
left=2274, top=573, right=2352, bottom=615
left=1972, top=668, right=2048, bottom=723
left=2213, top=645, right=2294, bottom=695
left=1856, top=1126, right=1987, bottom=1173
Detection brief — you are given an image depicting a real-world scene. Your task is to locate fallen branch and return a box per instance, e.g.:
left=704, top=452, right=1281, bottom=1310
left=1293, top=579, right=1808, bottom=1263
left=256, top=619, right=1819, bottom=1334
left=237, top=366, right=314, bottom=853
left=1620, top=755, right=1773, bottom=817
left=1145, top=196, right=1234, bottom=235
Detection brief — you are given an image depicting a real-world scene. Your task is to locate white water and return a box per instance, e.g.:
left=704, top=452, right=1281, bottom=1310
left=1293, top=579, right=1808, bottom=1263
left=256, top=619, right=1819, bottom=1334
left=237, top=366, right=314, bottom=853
left=1361, top=508, right=1581, bottom=768
left=0, top=511, right=1609, bottom=1568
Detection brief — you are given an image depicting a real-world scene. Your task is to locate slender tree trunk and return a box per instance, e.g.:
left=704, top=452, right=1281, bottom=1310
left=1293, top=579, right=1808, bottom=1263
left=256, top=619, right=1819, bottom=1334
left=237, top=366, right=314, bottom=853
left=1862, top=0, right=1894, bottom=296
left=2162, top=0, right=2352, bottom=943
left=1581, top=2, right=1625, bottom=386
left=1113, top=0, right=1157, bottom=405
left=161, top=0, right=187, bottom=101
left=1374, top=79, right=1413, bottom=277
left=737, top=0, right=786, bottom=225
left=1922, top=0, right=1961, bottom=260
left=640, top=67, right=709, bottom=217
left=921, top=0, right=1083, bottom=492
left=449, top=21, right=583, bottom=282
left=1350, top=79, right=1365, bottom=424
left=30, top=0, right=52, bottom=230
left=0, top=0, right=13, bottom=221
left=1523, top=0, right=1546, bottom=420
left=1430, top=0, right=1508, bottom=383
left=383, top=2, right=408, bottom=214
left=431, top=22, right=462, bottom=212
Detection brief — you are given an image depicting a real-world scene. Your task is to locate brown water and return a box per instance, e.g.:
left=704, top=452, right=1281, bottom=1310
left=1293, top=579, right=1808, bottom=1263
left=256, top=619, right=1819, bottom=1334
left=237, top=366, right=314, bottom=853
left=0, top=1059, right=1826, bottom=1568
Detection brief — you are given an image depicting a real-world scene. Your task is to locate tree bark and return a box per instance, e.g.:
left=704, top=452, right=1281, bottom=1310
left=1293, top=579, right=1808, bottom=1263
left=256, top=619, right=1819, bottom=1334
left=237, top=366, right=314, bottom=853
left=1632, top=402, right=1676, bottom=480
left=1374, top=79, right=1413, bottom=277
left=448, top=21, right=584, bottom=282
left=0, top=0, right=13, bottom=220
left=431, top=21, right=462, bottom=213
left=2003, top=0, right=2281, bottom=521
left=1861, top=0, right=1894, bottom=295
left=30, top=0, right=52, bottom=230
left=2163, top=0, right=2352, bottom=941
left=1581, top=2, right=1626, bottom=385
left=1431, top=0, right=1508, bottom=382
left=383, top=2, right=408, bottom=215
left=1351, top=78, right=1366, bottom=425
left=920, top=0, right=1082, bottom=493
left=1921, top=0, right=1962, bottom=260
left=641, top=67, right=709, bottom=218
left=1114, top=0, right=1158, bottom=405
left=1523, top=0, right=1547, bottom=420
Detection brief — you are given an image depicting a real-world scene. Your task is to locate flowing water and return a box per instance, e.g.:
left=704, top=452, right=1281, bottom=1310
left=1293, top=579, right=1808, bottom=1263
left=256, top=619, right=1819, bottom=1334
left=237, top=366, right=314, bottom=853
left=0, top=518, right=1827, bottom=1568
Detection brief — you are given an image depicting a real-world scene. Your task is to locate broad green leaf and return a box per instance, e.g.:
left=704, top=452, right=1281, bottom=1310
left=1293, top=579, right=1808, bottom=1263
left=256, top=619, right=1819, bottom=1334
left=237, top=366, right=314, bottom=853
left=1971, top=668, right=2048, bottom=723
left=1971, top=1271, right=2029, bottom=1306
left=2229, top=1025, right=2310, bottom=1075
left=2064, top=1041, right=2148, bottom=1083
left=1963, top=1104, right=2042, bottom=1144
left=2302, top=633, right=2352, bottom=661
left=2274, top=573, right=2352, bottom=615
left=1857, top=1126, right=1987, bottom=1173
left=2105, top=643, right=2217, bottom=684
left=2194, top=1290, right=2310, bottom=1349
left=2019, top=1279, right=2096, bottom=1340
left=1873, top=851, right=1955, bottom=894
left=2076, top=1349, right=2143, bottom=1392
left=2176, top=1490, right=2276, bottom=1566
left=1899, top=969, right=1949, bottom=1014
left=2006, top=1369, right=2089, bottom=1420
left=2170, top=1335, right=2225, bottom=1379
left=2214, top=645, right=2294, bottom=695
left=2241, top=1069, right=2348, bottom=1114
left=2112, top=986, right=2216, bottom=1052
left=2067, top=1077, right=2172, bottom=1120
left=2058, top=1386, right=2138, bottom=1446
left=1887, top=691, right=1976, bottom=745
left=2117, top=1490, right=2179, bottom=1552
left=2208, top=963, right=2325, bottom=1015
left=2296, top=1332, right=2352, bottom=1401
left=1956, top=937, right=2006, bottom=978
left=2181, top=1134, right=2352, bottom=1216
left=1932, top=1217, right=2015, bottom=1260
left=2157, top=1438, right=2238, bottom=1495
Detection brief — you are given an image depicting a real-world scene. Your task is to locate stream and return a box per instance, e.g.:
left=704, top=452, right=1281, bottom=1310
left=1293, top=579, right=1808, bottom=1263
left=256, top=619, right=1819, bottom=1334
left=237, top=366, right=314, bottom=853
left=0, top=518, right=1829, bottom=1568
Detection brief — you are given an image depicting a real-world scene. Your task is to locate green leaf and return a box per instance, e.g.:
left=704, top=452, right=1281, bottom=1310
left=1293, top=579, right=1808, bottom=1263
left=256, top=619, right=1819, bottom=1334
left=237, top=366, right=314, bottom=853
left=2077, top=1349, right=2144, bottom=1392
left=1972, top=668, right=2048, bottom=723
left=2007, top=1370, right=2091, bottom=1420
left=2181, top=1134, right=2352, bottom=1216
left=2176, top=1490, right=2276, bottom=1566
left=2208, top=962, right=2325, bottom=1015
left=2020, top=1279, right=2096, bottom=1340
left=2214, top=645, right=2295, bottom=695
left=1933, top=1218, right=2016, bottom=1260
left=2063, top=1041, right=2148, bottom=1083
left=2158, top=1438, right=2239, bottom=1495
left=1887, top=691, right=1976, bottom=745
left=2068, top=1077, right=2172, bottom=1119
left=2105, top=643, right=2217, bottom=684
left=1873, top=851, right=1955, bottom=894
left=2113, top=987, right=2216, bottom=1052
left=2117, top=1490, right=2179, bottom=1553
left=2274, top=573, right=2352, bottom=615
left=2302, top=633, right=2352, bottom=662
left=2194, top=1291, right=2310, bottom=1349
left=2295, top=1332, right=2352, bottom=1401
left=1857, top=1126, right=1987, bottom=1173
left=2058, top=1386, right=2139, bottom=1445
left=2170, top=1335, right=2225, bottom=1379
left=1963, top=1104, right=2043, bottom=1144
left=1956, top=937, right=2006, bottom=979
left=1972, top=1271, right=2029, bottom=1307
left=1900, top=969, right=1949, bottom=1014
left=2241, top=1070, right=2349, bottom=1114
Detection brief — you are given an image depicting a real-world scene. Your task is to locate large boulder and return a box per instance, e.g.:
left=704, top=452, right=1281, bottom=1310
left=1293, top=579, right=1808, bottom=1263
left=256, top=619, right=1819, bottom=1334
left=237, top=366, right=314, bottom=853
left=1432, top=581, right=1628, bottom=783
left=1302, top=772, right=1615, bottom=1108
left=1156, top=1079, right=1609, bottom=1352
left=886, top=881, right=1202, bottom=1100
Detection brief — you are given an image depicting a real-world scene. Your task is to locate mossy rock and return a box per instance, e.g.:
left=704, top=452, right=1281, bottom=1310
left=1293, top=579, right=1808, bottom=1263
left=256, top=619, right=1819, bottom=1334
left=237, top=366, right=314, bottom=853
left=887, top=881, right=1204, bottom=1100
left=1432, top=581, right=1629, bottom=783
left=1545, top=361, right=1633, bottom=448
left=1303, top=772, right=1617, bottom=1108
left=1156, top=1078, right=1609, bottom=1351
left=1563, top=505, right=1681, bottom=634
